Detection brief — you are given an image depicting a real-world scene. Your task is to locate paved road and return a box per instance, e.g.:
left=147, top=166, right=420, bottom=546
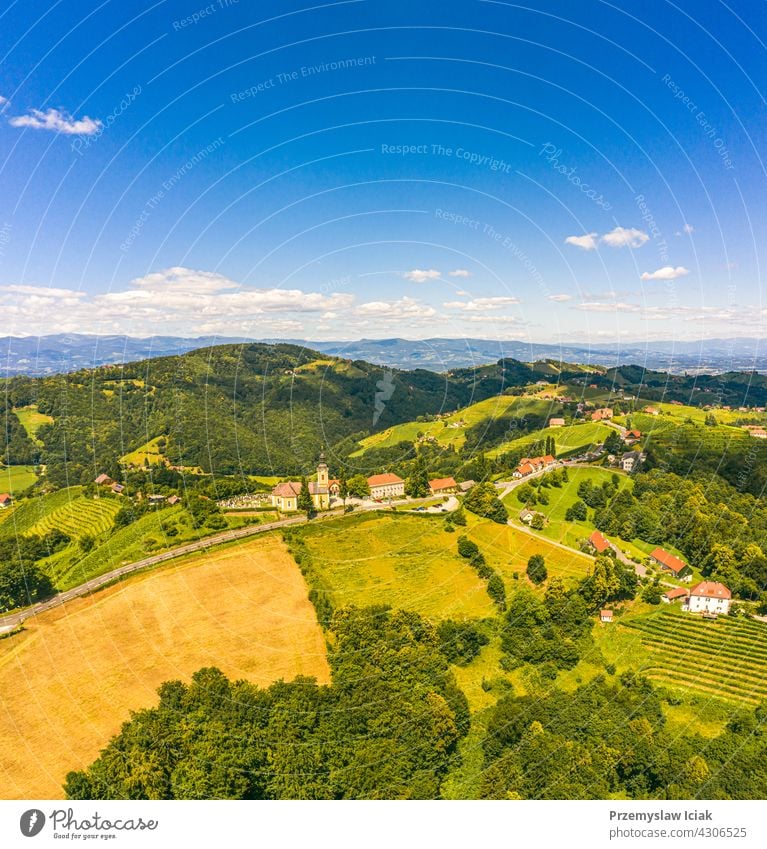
left=0, top=509, right=357, bottom=633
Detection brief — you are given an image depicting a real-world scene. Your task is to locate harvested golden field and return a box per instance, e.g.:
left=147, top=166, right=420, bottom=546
left=0, top=534, right=329, bottom=800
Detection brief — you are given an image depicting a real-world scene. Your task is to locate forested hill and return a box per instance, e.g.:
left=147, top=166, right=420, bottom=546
left=1, top=343, right=515, bottom=480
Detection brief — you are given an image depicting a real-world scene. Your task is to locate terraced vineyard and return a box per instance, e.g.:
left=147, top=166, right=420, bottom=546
left=27, top=496, right=121, bottom=540
left=0, top=487, right=83, bottom=535
left=620, top=610, right=767, bottom=705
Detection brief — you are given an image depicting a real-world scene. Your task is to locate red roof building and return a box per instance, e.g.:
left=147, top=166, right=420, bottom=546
left=600, top=609, right=613, bottom=622
left=429, top=476, right=457, bottom=494
left=367, top=473, right=404, bottom=488
left=650, top=547, right=691, bottom=577
left=589, top=530, right=611, bottom=554
left=663, top=587, right=689, bottom=601
left=0, top=493, right=12, bottom=507
left=690, top=581, right=731, bottom=600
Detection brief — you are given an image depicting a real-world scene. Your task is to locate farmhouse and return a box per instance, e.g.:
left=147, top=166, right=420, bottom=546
left=624, top=429, right=641, bottom=442
left=589, top=530, right=612, bottom=554
left=270, top=454, right=331, bottom=512
left=549, top=417, right=565, bottom=428
left=111, top=483, right=125, bottom=494
left=429, top=476, right=457, bottom=494
left=0, top=493, right=12, bottom=508
left=600, top=610, right=613, bottom=623
left=513, top=454, right=556, bottom=478
left=620, top=451, right=645, bottom=472
left=458, top=480, right=475, bottom=492
left=94, top=473, right=113, bottom=486
left=167, top=495, right=180, bottom=505
left=367, top=472, right=405, bottom=499
left=686, top=581, right=731, bottom=616
left=591, top=407, right=613, bottom=422
left=663, top=587, right=689, bottom=604
left=650, top=547, right=692, bottom=581
left=328, top=479, right=341, bottom=496
left=644, top=406, right=660, bottom=416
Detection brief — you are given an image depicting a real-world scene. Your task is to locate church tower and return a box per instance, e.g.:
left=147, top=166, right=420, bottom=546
left=317, top=450, right=329, bottom=489
left=315, top=449, right=329, bottom=509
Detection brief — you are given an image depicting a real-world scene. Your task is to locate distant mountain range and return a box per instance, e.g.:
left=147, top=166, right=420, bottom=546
left=1, top=333, right=766, bottom=376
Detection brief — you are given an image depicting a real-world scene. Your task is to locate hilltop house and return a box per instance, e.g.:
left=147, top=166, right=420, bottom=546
left=270, top=454, right=331, bottom=512
left=620, top=451, right=645, bottom=473
left=600, top=609, right=613, bottom=623
left=644, top=406, right=660, bottom=416
left=0, top=493, right=12, bottom=508
left=367, top=473, right=405, bottom=499
left=94, top=473, right=113, bottom=486
left=624, top=429, right=641, bottom=443
left=549, top=417, right=565, bottom=428
left=686, top=581, right=731, bottom=616
left=591, top=407, right=613, bottom=422
left=513, top=455, right=556, bottom=478
left=650, top=547, right=692, bottom=581
left=429, top=477, right=457, bottom=495
left=589, top=530, right=612, bottom=554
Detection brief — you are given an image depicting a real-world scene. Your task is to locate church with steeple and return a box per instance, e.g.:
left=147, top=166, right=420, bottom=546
left=269, top=451, right=330, bottom=512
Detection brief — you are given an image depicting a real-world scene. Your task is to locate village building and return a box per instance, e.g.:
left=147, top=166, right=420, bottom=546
left=147, top=494, right=165, bottom=504
left=662, top=587, right=690, bottom=604
left=686, top=581, right=731, bottom=616
left=328, top=479, right=341, bottom=496
left=624, top=429, right=641, bottom=442
left=591, top=407, right=613, bottom=422
left=620, top=451, right=645, bottom=472
left=649, top=547, right=692, bottom=581
left=600, top=609, right=613, bottom=623
left=513, top=454, right=556, bottom=478
left=429, top=477, right=457, bottom=495
left=167, top=495, right=180, bottom=505
left=0, top=493, right=12, bottom=508
left=270, top=454, right=331, bottom=512
left=548, top=417, right=565, bottom=428
left=589, top=530, right=612, bottom=554
left=94, top=473, right=113, bottom=486
left=644, top=406, right=660, bottom=416
left=111, top=483, right=125, bottom=494
left=367, top=472, right=405, bottom=500
left=458, top=480, right=475, bottom=492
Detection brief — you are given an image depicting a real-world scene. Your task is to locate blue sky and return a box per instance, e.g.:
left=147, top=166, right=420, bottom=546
left=0, top=0, right=765, bottom=343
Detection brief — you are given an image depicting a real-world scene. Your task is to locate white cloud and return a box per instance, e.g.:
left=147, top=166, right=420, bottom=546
left=600, top=226, right=649, bottom=248
left=8, top=107, right=102, bottom=135
left=443, top=296, right=519, bottom=311
left=454, top=289, right=469, bottom=296
left=548, top=294, right=572, bottom=302
left=565, top=233, right=598, bottom=251
left=448, top=269, right=471, bottom=277
left=640, top=266, right=690, bottom=281
left=683, top=223, right=694, bottom=234
left=355, top=296, right=436, bottom=319
left=402, top=268, right=441, bottom=283
left=0, top=267, right=354, bottom=336
left=0, top=96, right=7, bottom=113
left=575, top=301, right=641, bottom=313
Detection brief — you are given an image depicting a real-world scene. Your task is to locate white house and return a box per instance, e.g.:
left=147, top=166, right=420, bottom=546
left=367, top=473, right=405, bottom=499
left=686, top=581, right=731, bottom=616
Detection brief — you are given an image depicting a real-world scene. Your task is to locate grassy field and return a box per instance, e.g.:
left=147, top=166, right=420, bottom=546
left=0, top=464, right=38, bottom=495
left=12, top=404, right=53, bottom=443
left=502, top=466, right=643, bottom=555
left=466, top=512, right=593, bottom=585
left=120, top=435, right=167, bottom=466
left=296, top=512, right=496, bottom=619
left=487, top=421, right=613, bottom=459
left=351, top=395, right=556, bottom=456
left=0, top=533, right=329, bottom=799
